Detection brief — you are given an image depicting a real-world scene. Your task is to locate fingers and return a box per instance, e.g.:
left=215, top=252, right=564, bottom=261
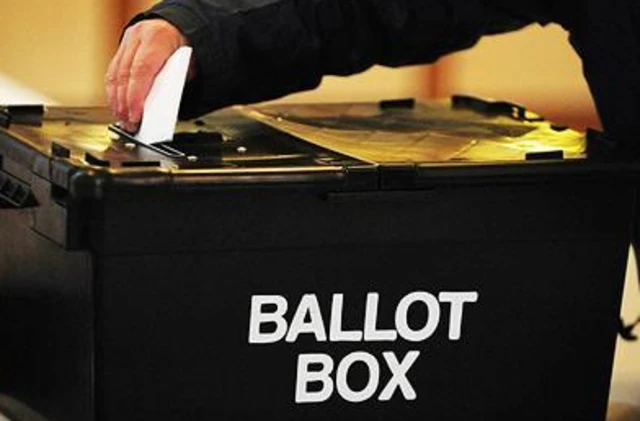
left=115, top=38, right=142, bottom=126
left=105, top=29, right=138, bottom=131
left=105, top=42, right=125, bottom=118
left=126, top=46, right=163, bottom=128
left=105, top=20, right=190, bottom=133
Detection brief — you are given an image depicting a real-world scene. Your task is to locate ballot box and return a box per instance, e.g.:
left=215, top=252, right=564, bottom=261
left=0, top=97, right=637, bottom=421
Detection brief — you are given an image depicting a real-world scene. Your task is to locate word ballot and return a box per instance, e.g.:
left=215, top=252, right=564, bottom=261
left=248, top=291, right=479, bottom=403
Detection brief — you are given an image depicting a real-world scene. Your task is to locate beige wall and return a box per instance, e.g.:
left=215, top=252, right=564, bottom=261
left=278, top=23, right=601, bottom=130
left=0, top=0, right=158, bottom=106
left=0, top=0, right=424, bottom=107
left=0, top=0, right=123, bottom=106
left=272, top=65, right=427, bottom=104
left=437, top=24, right=600, bottom=130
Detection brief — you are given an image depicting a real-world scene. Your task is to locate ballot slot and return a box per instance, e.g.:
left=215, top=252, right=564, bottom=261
left=107, top=123, right=359, bottom=169
left=154, top=131, right=224, bottom=159
left=108, top=124, right=186, bottom=158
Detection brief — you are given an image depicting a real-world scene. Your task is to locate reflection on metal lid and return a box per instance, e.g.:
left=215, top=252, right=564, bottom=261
left=242, top=100, right=585, bottom=163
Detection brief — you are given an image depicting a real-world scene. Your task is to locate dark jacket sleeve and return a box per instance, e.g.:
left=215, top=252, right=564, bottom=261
left=132, top=0, right=640, bottom=155
left=566, top=0, right=640, bottom=158
left=131, top=0, right=533, bottom=119
left=491, top=0, right=640, bottom=157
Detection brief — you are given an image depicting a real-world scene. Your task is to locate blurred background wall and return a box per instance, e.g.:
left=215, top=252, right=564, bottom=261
left=0, top=0, right=636, bottom=407
left=0, top=0, right=120, bottom=105
left=0, top=1, right=600, bottom=131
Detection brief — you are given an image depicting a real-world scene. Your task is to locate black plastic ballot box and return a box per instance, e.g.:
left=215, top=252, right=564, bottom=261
left=0, top=98, right=637, bottom=421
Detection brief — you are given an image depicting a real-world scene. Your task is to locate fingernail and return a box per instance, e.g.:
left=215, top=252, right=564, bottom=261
left=126, top=122, right=139, bottom=134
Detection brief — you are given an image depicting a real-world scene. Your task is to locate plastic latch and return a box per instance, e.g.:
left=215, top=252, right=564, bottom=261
left=121, top=160, right=161, bottom=168
left=0, top=109, right=10, bottom=129
left=0, top=170, right=38, bottom=208
left=451, top=95, right=544, bottom=122
left=0, top=105, right=44, bottom=128
left=379, top=98, right=416, bottom=110
left=51, top=142, right=71, bottom=159
left=525, top=150, right=564, bottom=161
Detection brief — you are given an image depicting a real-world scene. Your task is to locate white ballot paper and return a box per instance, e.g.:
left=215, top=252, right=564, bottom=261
left=134, top=46, right=193, bottom=145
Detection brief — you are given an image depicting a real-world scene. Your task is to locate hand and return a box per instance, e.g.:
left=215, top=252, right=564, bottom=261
left=105, top=19, right=194, bottom=133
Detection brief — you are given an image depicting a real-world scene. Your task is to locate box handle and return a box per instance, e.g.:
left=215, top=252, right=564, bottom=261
left=0, top=170, right=38, bottom=209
